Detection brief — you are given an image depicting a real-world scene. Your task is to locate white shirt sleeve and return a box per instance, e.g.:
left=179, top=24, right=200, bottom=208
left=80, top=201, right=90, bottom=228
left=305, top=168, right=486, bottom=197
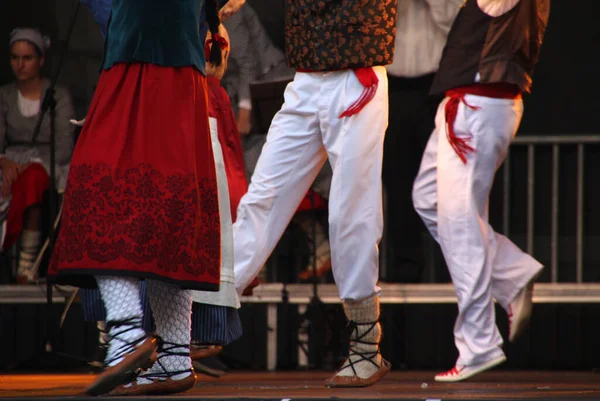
left=477, top=0, right=520, bottom=17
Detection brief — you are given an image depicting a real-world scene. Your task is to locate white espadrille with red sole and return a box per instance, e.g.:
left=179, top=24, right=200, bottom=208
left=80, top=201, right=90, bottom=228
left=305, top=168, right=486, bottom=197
left=434, top=355, right=506, bottom=382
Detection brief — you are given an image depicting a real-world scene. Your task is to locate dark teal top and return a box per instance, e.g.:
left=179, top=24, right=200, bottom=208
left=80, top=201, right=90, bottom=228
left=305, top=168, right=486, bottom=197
left=102, top=0, right=227, bottom=74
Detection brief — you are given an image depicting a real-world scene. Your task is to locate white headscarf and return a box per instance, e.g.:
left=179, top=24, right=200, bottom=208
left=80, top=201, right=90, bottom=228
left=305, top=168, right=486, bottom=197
left=9, top=28, right=51, bottom=56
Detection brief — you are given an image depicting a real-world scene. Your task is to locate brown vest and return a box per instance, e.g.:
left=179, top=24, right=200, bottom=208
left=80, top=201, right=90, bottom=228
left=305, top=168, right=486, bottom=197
left=430, top=0, right=550, bottom=95
left=284, top=0, right=398, bottom=71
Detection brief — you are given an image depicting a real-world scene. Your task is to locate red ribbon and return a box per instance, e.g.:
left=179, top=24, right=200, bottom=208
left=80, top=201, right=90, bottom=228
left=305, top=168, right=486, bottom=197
left=444, top=83, right=521, bottom=164
left=339, top=67, right=379, bottom=118
left=204, top=33, right=229, bottom=60
left=444, top=93, right=479, bottom=164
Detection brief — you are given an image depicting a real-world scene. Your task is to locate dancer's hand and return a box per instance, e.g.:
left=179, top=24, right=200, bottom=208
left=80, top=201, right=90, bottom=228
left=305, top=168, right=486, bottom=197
left=237, top=107, right=252, bottom=135
left=0, top=158, right=18, bottom=197
left=219, top=0, right=246, bottom=22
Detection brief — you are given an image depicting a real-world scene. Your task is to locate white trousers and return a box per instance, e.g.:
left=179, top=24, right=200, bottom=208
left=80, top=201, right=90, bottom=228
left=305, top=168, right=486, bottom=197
left=234, top=67, right=388, bottom=301
left=412, top=94, right=543, bottom=366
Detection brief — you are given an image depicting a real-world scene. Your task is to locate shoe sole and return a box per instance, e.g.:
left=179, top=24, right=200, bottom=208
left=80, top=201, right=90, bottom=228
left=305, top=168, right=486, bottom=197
left=109, top=372, right=197, bottom=396
left=325, top=358, right=391, bottom=388
left=85, top=337, right=157, bottom=396
left=435, top=355, right=507, bottom=383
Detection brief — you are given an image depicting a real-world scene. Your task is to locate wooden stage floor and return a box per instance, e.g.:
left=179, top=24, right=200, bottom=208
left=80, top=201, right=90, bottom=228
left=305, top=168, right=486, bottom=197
left=1, top=371, right=599, bottom=400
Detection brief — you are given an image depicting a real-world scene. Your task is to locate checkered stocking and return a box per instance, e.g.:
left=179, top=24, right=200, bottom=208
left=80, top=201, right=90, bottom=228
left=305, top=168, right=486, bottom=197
left=95, top=276, right=146, bottom=367
left=135, top=280, right=192, bottom=384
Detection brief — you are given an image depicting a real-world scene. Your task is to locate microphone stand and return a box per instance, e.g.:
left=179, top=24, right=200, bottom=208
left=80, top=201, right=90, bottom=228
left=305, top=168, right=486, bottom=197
left=14, top=1, right=84, bottom=371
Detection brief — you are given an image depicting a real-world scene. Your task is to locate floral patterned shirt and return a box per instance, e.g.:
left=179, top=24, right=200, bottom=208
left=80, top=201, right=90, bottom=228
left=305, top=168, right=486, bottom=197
left=285, top=0, right=398, bottom=71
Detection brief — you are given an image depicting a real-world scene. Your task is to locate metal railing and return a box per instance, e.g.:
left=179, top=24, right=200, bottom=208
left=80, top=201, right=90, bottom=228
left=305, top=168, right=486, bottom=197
left=378, top=134, right=600, bottom=286
left=502, top=135, right=600, bottom=283
left=3, top=135, right=600, bottom=303
left=507, top=135, right=600, bottom=283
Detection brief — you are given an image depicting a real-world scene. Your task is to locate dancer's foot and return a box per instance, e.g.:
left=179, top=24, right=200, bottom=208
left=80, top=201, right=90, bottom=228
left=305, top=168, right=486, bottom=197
left=325, top=296, right=390, bottom=387
left=85, top=319, right=157, bottom=396
left=325, top=354, right=391, bottom=387
left=435, top=355, right=506, bottom=382
left=109, top=340, right=196, bottom=396
left=508, top=271, right=541, bottom=342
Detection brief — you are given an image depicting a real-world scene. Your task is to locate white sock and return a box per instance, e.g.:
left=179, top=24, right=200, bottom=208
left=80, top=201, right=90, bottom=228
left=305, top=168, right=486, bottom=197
left=336, top=295, right=383, bottom=379
left=135, top=280, right=192, bottom=384
left=95, top=276, right=146, bottom=367
left=18, top=230, right=41, bottom=278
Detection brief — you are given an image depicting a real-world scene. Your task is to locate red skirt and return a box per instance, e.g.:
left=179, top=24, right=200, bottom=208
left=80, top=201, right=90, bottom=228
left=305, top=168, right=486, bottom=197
left=49, top=63, right=221, bottom=291
left=2, top=163, right=49, bottom=249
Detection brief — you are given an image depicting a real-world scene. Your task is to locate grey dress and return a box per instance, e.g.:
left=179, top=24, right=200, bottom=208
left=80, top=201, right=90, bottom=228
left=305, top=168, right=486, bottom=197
left=0, top=79, right=75, bottom=247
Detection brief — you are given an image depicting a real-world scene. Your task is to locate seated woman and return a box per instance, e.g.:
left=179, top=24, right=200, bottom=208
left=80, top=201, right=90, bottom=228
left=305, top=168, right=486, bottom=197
left=0, top=28, right=75, bottom=283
